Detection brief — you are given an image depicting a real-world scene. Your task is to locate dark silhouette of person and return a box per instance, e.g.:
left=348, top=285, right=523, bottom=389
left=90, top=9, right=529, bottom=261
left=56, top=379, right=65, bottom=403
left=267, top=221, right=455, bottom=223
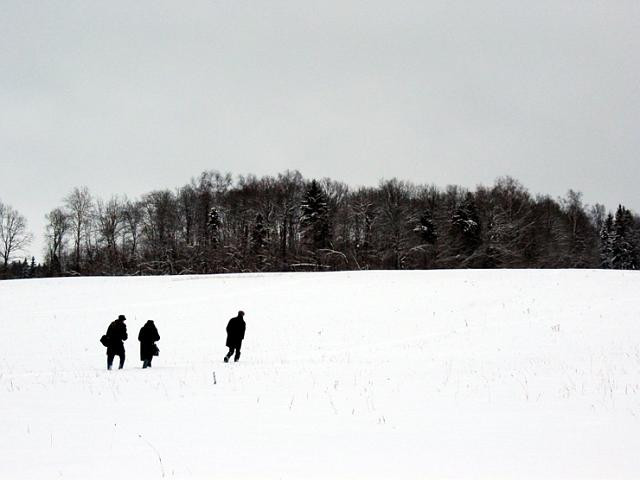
left=224, top=310, right=246, bottom=363
left=105, top=314, right=128, bottom=370
left=138, top=320, right=160, bottom=369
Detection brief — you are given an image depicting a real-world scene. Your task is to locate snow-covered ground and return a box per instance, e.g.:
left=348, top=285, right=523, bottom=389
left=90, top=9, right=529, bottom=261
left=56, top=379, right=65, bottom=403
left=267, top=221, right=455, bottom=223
left=1, top=270, right=640, bottom=479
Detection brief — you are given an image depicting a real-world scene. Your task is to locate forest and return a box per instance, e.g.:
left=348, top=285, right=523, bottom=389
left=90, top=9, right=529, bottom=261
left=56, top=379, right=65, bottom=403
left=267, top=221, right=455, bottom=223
left=1, top=171, right=639, bottom=279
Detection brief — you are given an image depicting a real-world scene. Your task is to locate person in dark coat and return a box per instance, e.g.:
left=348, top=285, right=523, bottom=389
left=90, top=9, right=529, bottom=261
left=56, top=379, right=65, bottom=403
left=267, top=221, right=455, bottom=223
left=105, top=314, right=128, bottom=370
left=224, top=310, right=246, bottom=363
left=138, top=320, right=160, bottom=368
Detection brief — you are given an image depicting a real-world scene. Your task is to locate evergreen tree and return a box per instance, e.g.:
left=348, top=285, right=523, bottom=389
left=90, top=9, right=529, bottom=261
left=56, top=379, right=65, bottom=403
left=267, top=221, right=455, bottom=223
left=300, top=180, right=331, bottom=251
left=250, top=213, right=268, bottom=255
left=414, top=210, right=437, bottom=244
left=208, top=207, right=221, bottom=246
left=404, top=209, right=438, bottom=268
left=600, top=213, right=614, bottom=268
left=451, top=192, right=482, bottom=254
left=612, top=205, right=638, bottom=269
left=20, top=257, right=29, bottom=278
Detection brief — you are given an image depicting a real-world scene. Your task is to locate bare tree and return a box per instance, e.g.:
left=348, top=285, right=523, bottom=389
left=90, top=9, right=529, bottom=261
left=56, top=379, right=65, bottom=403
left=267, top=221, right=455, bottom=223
left=376, top=179, right=413, bottom=269
left=45, top=207, right=70, bottom=273
left=122, top=198, right=143, bottom=260
left=0, top=201, right=33, bottom=268
left=96, top=196, right=124, bottom=262
left=560, top=189, right=598, bottom=267
left=64, top=186, right=94, bottom=270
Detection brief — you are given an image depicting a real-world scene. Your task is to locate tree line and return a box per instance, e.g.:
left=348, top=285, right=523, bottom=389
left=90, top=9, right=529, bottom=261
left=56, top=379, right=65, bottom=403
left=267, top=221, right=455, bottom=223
left=1, top=171, right=639, bottom=279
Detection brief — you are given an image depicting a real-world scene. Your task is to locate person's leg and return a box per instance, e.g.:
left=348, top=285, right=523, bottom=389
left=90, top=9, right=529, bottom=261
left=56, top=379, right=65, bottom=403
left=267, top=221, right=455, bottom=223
left=147, top=357, right=153, bottom=367
left=234, top=341, right=242, bottom=362
left=107, top=353, right=114, bottom=370
left=118, top=351, right=125, bottom=369
left=142, top=359, right=149, bottom=368
left=224, top=347, right=234, bottom=362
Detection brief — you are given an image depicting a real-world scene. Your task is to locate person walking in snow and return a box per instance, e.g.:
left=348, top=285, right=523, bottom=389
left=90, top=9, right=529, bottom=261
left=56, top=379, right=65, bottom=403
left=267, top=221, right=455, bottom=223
left=105, top=314, right=128, bottom=370
left=138, top=320, right=160, bottom=369
left=224, top=310, right=246, bottom=363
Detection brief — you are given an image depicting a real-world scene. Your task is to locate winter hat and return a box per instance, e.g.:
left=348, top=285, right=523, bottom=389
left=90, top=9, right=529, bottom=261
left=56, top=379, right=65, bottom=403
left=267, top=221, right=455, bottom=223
left=117, top=314, right=126, bottom=321
left=238, top=310, right=245, bottom=317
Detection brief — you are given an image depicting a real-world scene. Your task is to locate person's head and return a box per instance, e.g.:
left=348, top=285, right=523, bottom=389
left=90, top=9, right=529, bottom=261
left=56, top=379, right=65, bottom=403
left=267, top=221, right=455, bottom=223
left=146, top=319, right=154, bottom=325
left=117, top=314, right=126, bottom=322
left=238, top=310, right=245, bottom=317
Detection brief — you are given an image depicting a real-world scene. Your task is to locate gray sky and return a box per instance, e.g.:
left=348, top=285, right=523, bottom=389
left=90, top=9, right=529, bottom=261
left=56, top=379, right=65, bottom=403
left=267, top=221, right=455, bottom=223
left=2, top=0, right=639, bottom=261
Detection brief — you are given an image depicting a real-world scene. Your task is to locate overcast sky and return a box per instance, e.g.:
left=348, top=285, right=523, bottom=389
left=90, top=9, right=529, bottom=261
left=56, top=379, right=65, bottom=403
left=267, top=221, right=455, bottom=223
left=2, top=0, right=639, bottom=260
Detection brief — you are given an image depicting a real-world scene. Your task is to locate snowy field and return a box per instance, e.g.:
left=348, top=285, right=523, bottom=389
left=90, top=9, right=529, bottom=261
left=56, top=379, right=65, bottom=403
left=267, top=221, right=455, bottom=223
left=1, top=270, right=640, bottom=479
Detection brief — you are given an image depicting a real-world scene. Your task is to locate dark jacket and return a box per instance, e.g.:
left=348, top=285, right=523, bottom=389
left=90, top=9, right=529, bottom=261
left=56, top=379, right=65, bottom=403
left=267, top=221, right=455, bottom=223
left=226, top=315, right=246, bottom=348
left=138, top=321, right=160, bottom=361
left=106, top=319, right=128, bottom=355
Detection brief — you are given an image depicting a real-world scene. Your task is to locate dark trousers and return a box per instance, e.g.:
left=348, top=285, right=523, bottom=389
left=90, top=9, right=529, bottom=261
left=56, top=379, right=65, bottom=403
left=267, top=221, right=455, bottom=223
left=142, top=358, right=153, bottom=368
left=224, top=341, right=242, bottom=362
left=107, top=352, right=125, bottom=370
